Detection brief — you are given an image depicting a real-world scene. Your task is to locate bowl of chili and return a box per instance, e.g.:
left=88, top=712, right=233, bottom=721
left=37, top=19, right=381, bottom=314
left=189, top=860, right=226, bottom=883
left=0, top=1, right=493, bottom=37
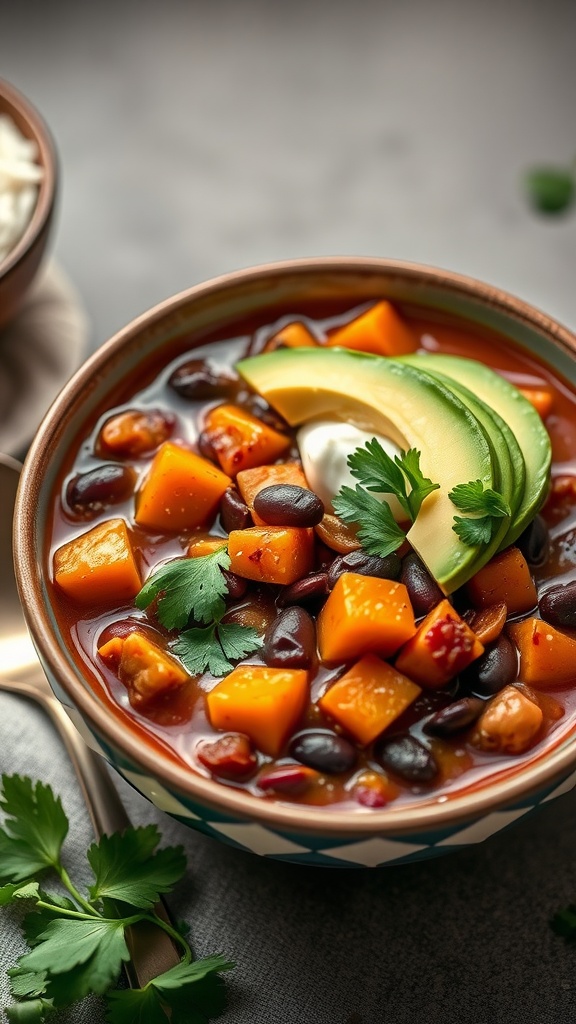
left=14, top=257, right=576, bottom=867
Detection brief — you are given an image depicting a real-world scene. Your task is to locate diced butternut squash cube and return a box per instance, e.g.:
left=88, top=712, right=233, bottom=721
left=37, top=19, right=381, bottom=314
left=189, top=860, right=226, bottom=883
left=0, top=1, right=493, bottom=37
left=264, top=321, right=318, bottom=351
left=98, top=631, right=189, bottom=706
left=187, top=534, right=228, bottom=558
left=203, top=403, right=290, bottom=477
left=466, top=546, right=537, bottom=615
left=395, top=598, right=484, bottom=689
left=518, top=385, right=554, bottom=419
left=135, top=441, right=231, bottom=532
left=228, top=526, right=314, bottom=584
left=237, top=462, right=309, bottom=526
left=317, top=572, right=416, bottom=662
left=508, top=617, right=576, bottom=688
left=206, top=664, right=309, bottom=756
left=53, top=518, right=141, bottom=605
left=470, top=684, right=543, bottom=754
left=326, top=300, right=416, bottom=356
left=318, top=654, right=421, bottom=745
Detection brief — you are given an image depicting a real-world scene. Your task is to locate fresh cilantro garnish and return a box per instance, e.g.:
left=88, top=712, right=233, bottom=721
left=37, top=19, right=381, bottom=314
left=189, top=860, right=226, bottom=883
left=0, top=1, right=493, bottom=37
left=0, top=774, right=233, bottom=1022
left=135, top=547, right=231, bottom=629
left=348, top=439, right=439, bottom=521
left=175, top=621, right=262, bottom=677
left=87, top=825, right=187, bottom=909
left=332, top=484, right=407, bottom=558
left=136, top=548, right=262, bottom=676
left=551, top=904, right=576, bottom=943
left=332, top=439, right=439, bottom=557
left=449, top=479, right=511, bottom=547
left=106, top=956, right=231, bottom=1024
left=525, top=166, right=575, bottom=215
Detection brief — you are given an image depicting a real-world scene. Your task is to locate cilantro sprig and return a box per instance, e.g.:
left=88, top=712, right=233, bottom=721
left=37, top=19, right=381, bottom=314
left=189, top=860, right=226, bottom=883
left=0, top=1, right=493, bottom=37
left=0, top=775, right=234, bottom=1023
left=449, top=479, right=511, bottom=547
left=136, top=547, right=261, bottom=676
left=332, top=439, right=439, bottom=558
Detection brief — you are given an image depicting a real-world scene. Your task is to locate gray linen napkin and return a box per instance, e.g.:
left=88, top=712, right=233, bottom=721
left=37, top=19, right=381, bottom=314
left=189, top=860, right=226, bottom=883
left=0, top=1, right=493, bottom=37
left=2, top=689, right=576, bottom=1024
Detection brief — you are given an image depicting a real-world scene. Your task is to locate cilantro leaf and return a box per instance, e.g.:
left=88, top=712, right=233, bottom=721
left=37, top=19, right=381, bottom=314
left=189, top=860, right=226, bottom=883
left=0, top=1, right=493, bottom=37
left=8, top=966, right=48, bottom=999
left=173, top=622, right=261, bottom=677
left=88, top=825, right=186, bottom=909
left=332, top=485, right=406, bottom=557
left=105, top=985, right=165, bottom=1024
left=18, top=918, right=129, bottom=995
left=398, top=448, right=441, bottom=518
left=348, top=438, right=410, bottom=517
left=5, top=998, right=53, bottom=1023
left=449, top=480, right=511, bottom=518
left=174, top=624, right=230, bottom=676
left=449, top=480, right=511, bottom=547
left=525, top=166, right=575, bottom=215
left=0, top=881, right=40, bottom=906
left=135, top=548, right=231, bottom=629
left=105, top=955, right=234, bottom=1024
left=551, top=904, right=576, bottom=943
left=218, top=623, right=262, bottom=663
left=0, top=776, right=68, bottom=883
left=452, top=515, right=495, bottom=547
left=347, top=439, right=439, bottom=522
left=0, top=775, right=233, bottom=1022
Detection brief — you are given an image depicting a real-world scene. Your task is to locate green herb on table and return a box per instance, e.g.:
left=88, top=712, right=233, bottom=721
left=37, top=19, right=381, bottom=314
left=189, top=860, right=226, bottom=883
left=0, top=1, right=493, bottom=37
left=332, top=440, right=439, bottom=558
left=551, top=904, right=576, bottom=943
left=136, top=547, right=262, bottom=676
left=449, top=479, right=511, bottom=547
left=0, top=774, right=233, bottom=1023
left=524, top=165, right=575, bottom=215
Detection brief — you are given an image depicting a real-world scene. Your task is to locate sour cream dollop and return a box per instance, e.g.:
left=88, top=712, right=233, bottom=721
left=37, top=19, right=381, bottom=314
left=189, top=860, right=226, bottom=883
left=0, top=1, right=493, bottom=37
left=297, top=420, right=406, bottom=521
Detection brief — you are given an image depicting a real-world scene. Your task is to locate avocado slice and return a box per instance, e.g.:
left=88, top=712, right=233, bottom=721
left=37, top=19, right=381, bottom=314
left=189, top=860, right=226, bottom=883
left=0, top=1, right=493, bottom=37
left=236, top=347, right=502, bottom=593
left=399, top=358, right=525, bottom=544
left=400, top=353, right=551, bottom=545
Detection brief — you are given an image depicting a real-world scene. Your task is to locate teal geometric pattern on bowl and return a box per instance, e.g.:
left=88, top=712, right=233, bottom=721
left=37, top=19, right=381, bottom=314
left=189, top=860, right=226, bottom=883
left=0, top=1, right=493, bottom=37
left=60, top=699, right=576, bottom=868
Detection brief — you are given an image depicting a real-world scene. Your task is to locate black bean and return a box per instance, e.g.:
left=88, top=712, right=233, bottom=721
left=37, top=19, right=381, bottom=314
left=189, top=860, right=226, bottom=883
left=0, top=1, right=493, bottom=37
left=276, top=572, right=330, bottom=608
left=220, top=488, right=253, bottom=532
left=169, top=358, right=236, bottom=400
left=289, top=730, right=357, bottom=774
left=517, top=515, right=550, bottom=568
left=197, top=430, right=219, bottom=463
left=373, top=734, right=438, bottom=783
left=243, top=394, right=290, bottom=432
left=400, top=552, right=444, bottom=616
left=262, top=607, right=316, bottom=667
left=327, top=549, right=401, bottom=589
left=461, top=635, right=518, bottom=697
left=66, top=464, right=136, bottom=512
left=539, top=580, right=576, bottom=628
left=424, top=697, right=485, bottom=737
left=253, top=485, right=324, bottom=528
left=221, top=569, right=248, bottom=601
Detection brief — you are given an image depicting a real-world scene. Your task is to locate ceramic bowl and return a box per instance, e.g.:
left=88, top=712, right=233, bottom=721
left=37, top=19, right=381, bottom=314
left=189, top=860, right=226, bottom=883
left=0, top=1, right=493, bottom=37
left=0, top=78, right=57, bottom=331
left=14, top=257, right=576, bottom=867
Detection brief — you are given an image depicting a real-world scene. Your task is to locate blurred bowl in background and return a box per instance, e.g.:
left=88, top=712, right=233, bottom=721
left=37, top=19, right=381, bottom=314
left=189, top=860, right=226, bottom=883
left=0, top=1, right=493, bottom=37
left=0, top=78, right=57, bottom=332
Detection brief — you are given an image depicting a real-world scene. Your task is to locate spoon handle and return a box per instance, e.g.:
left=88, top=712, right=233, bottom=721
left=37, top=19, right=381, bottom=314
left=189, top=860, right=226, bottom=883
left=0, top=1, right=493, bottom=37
left=37, top=687, right=183, bottom=985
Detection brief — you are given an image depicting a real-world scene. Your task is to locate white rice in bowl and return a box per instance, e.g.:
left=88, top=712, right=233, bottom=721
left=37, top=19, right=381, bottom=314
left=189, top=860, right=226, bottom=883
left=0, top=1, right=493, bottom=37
left=0, top=114, right=43, bottom=264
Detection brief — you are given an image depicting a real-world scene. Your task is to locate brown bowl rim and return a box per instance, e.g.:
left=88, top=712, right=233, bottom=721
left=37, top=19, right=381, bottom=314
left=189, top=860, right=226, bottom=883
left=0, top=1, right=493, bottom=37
left=0, top=77, right=57, bottom=280
left=15, top=256, right=576, bottom=839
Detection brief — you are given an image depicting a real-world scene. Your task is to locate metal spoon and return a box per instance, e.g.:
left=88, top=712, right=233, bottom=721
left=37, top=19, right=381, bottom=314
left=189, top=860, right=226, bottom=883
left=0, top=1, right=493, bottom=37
left=0, top=453, right=181, bottom=986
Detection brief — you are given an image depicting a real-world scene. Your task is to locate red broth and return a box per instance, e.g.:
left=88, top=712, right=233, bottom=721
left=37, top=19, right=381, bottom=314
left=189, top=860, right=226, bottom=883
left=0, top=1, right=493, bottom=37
left=46, top=302, right=576, bottom=811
